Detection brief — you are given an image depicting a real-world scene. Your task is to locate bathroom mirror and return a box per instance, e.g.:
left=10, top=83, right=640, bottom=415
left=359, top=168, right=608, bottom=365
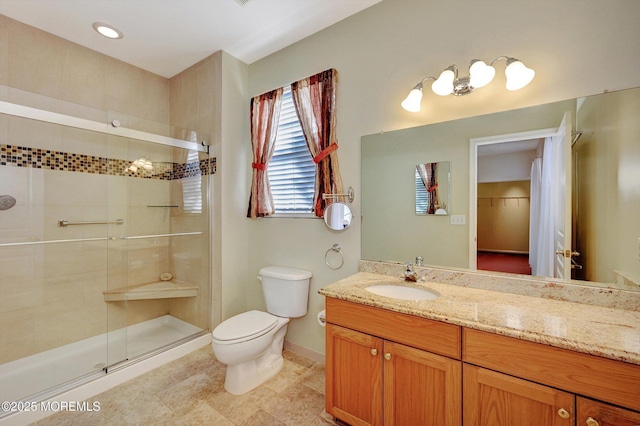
left=362, top=87, right=640, bottom=290
left=324, top=202, right=353, bottom=230
left=416, top=161, right=450, bottom=215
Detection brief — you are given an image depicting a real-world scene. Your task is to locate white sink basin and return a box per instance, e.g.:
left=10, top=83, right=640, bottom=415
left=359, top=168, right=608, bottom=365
left=365, top=284, right=439, bottom=301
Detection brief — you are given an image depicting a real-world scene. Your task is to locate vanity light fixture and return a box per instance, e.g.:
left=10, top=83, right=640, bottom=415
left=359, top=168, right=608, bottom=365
left=401, top=56, right=535, bottom=112
left=92, top=22, right=123, bottom=39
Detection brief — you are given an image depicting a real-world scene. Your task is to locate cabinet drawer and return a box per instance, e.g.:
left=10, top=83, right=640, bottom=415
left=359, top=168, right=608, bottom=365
left=463, top=328, right=640, bottom=411
left=326, top=298, right=461, bottom=359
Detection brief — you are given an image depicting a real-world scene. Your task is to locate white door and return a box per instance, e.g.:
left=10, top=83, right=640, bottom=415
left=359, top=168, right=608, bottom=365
left=553, top=112, right=573, bottom=279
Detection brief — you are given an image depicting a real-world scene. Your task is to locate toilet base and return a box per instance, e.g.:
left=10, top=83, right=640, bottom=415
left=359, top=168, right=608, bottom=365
left=224, top=353, right=284, bottom=395
left=222, top=324, right=288, bottom=395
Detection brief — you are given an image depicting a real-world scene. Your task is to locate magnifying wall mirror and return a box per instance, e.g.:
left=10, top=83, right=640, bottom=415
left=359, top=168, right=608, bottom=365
left=416, top=161, right=450, bottom=215
left=324, top=202, right=353, bottom=230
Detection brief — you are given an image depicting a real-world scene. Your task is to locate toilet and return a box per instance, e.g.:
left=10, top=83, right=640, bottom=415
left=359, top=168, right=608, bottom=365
left=211, top=266, right=312, bottom=395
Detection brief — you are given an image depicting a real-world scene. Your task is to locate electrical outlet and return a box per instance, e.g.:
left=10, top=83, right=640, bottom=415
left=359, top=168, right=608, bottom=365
left=451, top=215, right=466, bottom=225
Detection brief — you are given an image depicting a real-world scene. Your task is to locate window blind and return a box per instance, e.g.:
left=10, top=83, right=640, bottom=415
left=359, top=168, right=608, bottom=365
left=415, top=169, right=429, bottom=213
left=182, top=148, right=202, bottom=214
left=268, top=87, right=316, bottom=214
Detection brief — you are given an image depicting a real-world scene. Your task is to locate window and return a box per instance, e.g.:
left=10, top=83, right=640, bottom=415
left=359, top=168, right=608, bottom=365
left=182, top=135, right=202, bottom=214
left=267, top=86, right=316, bottom=214
left=415, top=168, right=429, bottom=213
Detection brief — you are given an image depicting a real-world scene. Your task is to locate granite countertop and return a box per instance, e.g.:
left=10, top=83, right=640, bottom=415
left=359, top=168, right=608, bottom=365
left=319, top=270, right=640, bottom=366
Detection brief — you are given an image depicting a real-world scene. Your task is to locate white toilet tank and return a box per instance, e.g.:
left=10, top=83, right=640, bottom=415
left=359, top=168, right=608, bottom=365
left=260, top=266, right=312, bottom=318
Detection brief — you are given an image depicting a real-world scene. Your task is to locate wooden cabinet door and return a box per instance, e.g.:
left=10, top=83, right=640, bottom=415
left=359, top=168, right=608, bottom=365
left=383, top=341, right=461, bottom=426
left=326, top=323, right=383, bottom=426
left=577, top=397, right=640, bottom=426
left=463, top=364, right=575, bottom=426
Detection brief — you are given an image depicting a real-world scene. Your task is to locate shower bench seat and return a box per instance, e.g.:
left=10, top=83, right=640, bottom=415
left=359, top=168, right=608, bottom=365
left=103, top=280, right=198, bottom=301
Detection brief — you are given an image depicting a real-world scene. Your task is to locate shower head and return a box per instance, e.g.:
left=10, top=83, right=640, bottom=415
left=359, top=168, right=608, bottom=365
left=0, top=195, right=16, bottom=210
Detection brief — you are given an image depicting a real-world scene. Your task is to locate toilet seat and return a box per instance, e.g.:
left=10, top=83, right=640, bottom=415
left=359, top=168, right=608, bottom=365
left=212, top=310, right=279, bottom=344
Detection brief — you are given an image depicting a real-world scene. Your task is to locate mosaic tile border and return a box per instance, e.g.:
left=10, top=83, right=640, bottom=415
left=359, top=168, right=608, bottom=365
left=0, top=144, right=216, bottom=180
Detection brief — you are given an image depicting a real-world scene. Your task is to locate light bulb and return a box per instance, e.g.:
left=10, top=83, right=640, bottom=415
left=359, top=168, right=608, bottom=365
left=469, top=60, right=496, bottom=88
left=128, top=165, right=138, bottom=173
left=505, top=59, right=535, bottom=91
left=401, top=85, right=423, bottom=112
left=92, top=22, right=123, bottom=39
left=431, top=69, right=455, bottom=96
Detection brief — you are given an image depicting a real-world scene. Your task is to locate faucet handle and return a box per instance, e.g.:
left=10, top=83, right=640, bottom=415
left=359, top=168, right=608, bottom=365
left=415, top=256, right=424, bottom=266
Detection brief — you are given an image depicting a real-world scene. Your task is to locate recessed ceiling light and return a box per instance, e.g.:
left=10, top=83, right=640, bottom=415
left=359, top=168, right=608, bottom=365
left=92, top=22, right=123, bottom=39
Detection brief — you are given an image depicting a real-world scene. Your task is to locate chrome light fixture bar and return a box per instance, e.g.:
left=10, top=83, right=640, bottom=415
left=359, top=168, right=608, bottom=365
left=401, top=56, right=535, bottom=112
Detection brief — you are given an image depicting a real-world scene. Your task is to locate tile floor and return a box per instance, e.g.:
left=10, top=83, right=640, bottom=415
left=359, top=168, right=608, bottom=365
left=35, top=346, right=336, bottom=426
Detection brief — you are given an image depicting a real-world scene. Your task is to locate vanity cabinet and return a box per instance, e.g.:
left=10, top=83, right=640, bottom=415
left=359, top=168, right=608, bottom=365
left=325, top=298, right=462, bottom=426
left=463, top=328, right=640, bottom=426
left=325, top=297, right=640, bottom=426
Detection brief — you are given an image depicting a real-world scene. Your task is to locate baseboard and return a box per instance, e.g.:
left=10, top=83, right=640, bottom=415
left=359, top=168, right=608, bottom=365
left=284, top=340, right=325, bottom=365
left=478, top=249, right=529, bottom=255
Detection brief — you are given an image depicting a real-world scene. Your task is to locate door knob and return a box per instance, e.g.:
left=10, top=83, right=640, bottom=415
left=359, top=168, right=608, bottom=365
left=555, top=250, right=580, bottom=258
left=370, top=349, right=378, bottom=356
left=384, top=353, right=392, bottom=360
left=557, top=408, right=570, bottom=419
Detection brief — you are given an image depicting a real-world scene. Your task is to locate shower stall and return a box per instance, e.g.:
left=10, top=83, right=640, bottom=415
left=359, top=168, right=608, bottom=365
left=0, top=86, right=213, bottom=415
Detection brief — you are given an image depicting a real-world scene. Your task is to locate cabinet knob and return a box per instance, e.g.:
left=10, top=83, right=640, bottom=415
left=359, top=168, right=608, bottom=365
left=384, top=353, right=392, bottom=360
left=370, top=349, right=377, bottom=356
left=557, top=408, right=570, bottom=419
left=585, top=417, right=599, bottom=426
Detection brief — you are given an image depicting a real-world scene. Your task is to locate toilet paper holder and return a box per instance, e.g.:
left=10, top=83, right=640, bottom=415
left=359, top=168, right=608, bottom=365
left=317, top=310, right=326, bottom=327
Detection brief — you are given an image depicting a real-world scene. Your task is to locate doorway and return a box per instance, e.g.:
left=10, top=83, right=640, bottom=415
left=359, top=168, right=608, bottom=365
left=468, top=127, right=559, bottom=276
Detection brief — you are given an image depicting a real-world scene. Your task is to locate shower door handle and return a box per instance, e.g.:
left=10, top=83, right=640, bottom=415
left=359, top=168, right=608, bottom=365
left=59, top=219, right=124, bottom=227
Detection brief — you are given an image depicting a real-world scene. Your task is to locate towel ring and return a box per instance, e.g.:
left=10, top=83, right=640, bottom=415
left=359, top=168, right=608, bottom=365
left=325, top=243, right=344, bottom=270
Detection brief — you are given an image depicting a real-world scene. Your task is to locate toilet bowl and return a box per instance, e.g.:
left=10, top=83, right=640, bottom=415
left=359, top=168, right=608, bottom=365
left=212, top=310, right=289, bottom=395
left=211, top=266, right=312, bottom=395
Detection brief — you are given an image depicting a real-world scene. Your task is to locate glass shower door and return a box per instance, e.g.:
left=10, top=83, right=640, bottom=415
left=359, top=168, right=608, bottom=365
left=103, top=122, right=211, bottom=367
left=1, top=88, right=212, bottom=412
left=0, top=109, right=112, bottom=404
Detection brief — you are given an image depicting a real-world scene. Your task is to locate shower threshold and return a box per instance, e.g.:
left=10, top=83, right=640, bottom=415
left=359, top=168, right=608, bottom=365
left=0, top=315, right=203, bottom=405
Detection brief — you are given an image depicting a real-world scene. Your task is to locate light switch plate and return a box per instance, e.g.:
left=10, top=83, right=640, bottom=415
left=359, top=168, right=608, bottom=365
left=451, top=215, right=466, bottom=225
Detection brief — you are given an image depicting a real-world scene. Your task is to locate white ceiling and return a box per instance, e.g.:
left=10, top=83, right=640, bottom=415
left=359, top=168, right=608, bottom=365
left=0, top=0, right=382, bottom=78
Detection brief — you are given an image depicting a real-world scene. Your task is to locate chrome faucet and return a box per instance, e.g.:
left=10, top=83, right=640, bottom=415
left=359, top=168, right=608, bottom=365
left=415, top=256, right=424, bottom=267
left=404, top=262, right=418, bottom=282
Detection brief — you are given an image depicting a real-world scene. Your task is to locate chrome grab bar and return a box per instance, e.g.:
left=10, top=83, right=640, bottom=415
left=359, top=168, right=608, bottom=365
left=0, top=237, right=113, bottom=247
left=0, top=231, right=201, bottom=248
left=120, top=231, right=202, bottom=240
left=59, top=219, right=124, bottom=227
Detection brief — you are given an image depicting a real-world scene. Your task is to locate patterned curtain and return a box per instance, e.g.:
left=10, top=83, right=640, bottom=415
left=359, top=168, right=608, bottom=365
left=290, top=69, right=344, bottom=217
left=246, top=88, right=283, bottom=218
left=428, top=162, right=439, bottom=214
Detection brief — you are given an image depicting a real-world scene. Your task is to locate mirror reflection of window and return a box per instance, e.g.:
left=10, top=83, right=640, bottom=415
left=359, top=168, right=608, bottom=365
left=416, top=161, right=450, bottom=215
left=415, top=168, right=429, bottom=213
